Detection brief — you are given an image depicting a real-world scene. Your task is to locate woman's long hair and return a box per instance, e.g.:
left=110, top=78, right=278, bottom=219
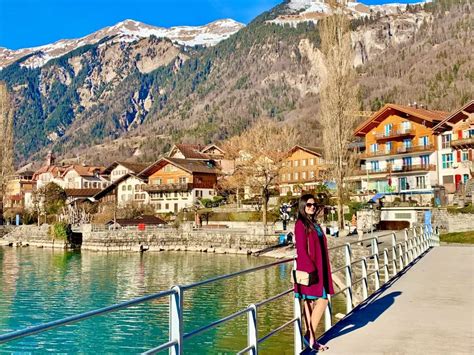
left=297, top=193, right=318, bottom=235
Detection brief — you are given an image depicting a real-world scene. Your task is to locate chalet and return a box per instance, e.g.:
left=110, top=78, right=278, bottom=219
left=353, top=103, right=448, bottom=204
left=278, top=145, right=325, bottom=196
left=103, top=161, right=150, bottom=183
left=4, top=170, right=36, bottom=211
left=139, top=157, right=220, bottom=213
left=432, top=100, right=474, bottom=198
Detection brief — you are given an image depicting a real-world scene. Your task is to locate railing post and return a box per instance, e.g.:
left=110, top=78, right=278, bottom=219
left=293, top=261, right=303, bottom=355
left=324, top=295, right=332, bottom=332
left=383, top=248, right=389, bottom=283
left=170, top=286, right=183, bottom=355
left=344, top=243, right=353, bottom=314
left=391, top=233, right=397, bottom=276
left=373, top=237, right=380, bottom=290
left=247, top=305, right=258, bottom=355
left=361, top=257, right=368, bottom=301
left=398, top=243, right=404, bottom=269
left=404, top=240, right=409, bottom=266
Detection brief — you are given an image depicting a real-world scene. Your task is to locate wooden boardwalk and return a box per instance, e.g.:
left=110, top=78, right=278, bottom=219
left=303, top=246, right=474, bottom=354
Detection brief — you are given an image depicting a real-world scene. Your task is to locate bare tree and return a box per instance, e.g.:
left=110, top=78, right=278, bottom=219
left=319, top=9, right=360, bottom=229
left=0, top=82, right=14, bottom=224
left=223, top=118, right=297, bottom=225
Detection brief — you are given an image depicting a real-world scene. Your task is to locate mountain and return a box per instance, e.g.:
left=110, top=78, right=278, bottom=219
left=1, top=0, right=472, bottom=165
left=0, top=19, right=244, bottom=69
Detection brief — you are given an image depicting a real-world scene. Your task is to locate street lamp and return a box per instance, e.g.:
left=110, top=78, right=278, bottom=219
left=367, top=199, right=376, bottom=240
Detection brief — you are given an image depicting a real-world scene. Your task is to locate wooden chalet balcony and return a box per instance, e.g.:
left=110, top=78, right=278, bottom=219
left=375, top=126, right=416, bottom=142
left=144, top=181, right=215, bottom=192
left=450, top=137, right=474, bottom=149
left=363, top=144, right=435, bottom=158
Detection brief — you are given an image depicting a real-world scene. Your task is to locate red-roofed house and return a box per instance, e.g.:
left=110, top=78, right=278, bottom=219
left=139, top=157, right=220, bottom=213
left=353, top=103, right=448, bottom=203
left=432, top=100, right=474, bottom=198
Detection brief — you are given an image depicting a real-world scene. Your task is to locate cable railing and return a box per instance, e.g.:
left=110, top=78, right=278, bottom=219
left=0, top=225, right=439, bottom=354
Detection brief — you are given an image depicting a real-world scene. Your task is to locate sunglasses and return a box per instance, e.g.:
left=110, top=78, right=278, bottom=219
left=305, top=203, right=319, bottom=208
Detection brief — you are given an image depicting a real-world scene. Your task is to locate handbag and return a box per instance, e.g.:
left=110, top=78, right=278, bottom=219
left=291, top=225, right=319, bottom=286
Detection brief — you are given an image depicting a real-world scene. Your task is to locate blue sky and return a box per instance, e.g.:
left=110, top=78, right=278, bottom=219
left=1, top=0, right=424, bottom=50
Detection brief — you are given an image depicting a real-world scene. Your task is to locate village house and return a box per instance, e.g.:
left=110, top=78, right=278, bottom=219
left=4, top=170, right=36, bottom=212
left=353, top=103, right=448, bottom=204
left=103, top=161, right=150, bottom=183
left=61, top=165, right=108, bottom=189
left=278, top=145, right=325, bottom=196
left=432, top=100, right=474, bottom=202
left=168, top=143, right=234, bottom=175
left=140, top=157, right=220, bottom=214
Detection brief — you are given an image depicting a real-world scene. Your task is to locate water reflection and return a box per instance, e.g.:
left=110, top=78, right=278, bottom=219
left=0, top=247, right=343, bottom=354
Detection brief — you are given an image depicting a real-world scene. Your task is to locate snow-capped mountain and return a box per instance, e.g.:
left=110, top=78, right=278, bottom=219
left=0, top=18, right=244, bottom=69
left=269, top=0, right=430, bottom=25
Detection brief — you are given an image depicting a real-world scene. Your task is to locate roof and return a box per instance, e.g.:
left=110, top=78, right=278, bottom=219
left=201, top=144, right=225, bottom=155
left=288, top=145, right=322, bottom=157
left=91, top=173, right=147, bottom=201
left=139, top=157, right=220, bottom=177
left=32, top=165, right=69, bottom=180
left=106, top=215, right=167, bottom=226
left=354, top=103, right=449, bottom=137
left=64, top=188, right=102, bottom=197
left=168, top=144, right=210, bottom=160
left=103, top=161, right=150, bottom=175
left=432, top=100, right=474, bottom=134
left=62, top=165, right=106, bottom=177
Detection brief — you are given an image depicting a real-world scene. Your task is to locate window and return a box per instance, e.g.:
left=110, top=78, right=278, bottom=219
left=384, top=123, right=393, bottom=136
left=294, top=160, right=299, bottom=167
left=309, top=158, right=314, bottom=166
left=302, top=171, right=307, bottom=179
left=443, top=176, right=454, bottom=184
left=165, top=203, right=169, bottom=210
left=403, top=138, right=412, bottom=149
left=121, top=185, right=126, bottom=191
left=370, top=143, right=378, bottom=153
left=442, top=153, right=453, bottom=169
left=309, top=171, right=315, bottom=178
left=399, top=177, right=408, bottom=190
left=419, top=136, right=429, bottom=147
left=302, top=159, right=307, bottom=167
left=463, top=174, right=469, bottom=184
left=157, top=203, right=162, bottom=210
left=416, top=176, right=426, bottom=189
left=287, top=173, right=291, bottom=181
left=293, top=172, right=299, bottom=180
left=385, top=142, right=392, bottom=154
left=462, top=150, right=469, bottom=161
left=167, top=178, right=174, bottom=184
left=174, top=192, right=178, bottom=198
left=179, top=177, right=187, bottom=184
left=370, top=161, right=379, bottom=172
left=420, top=155, right=430, bottom=166
left=401, top=121, right=411, bottom=133
left=153, top=178, right=162, bottom=185
left=402, top=157, right=412, bottom=169
left=84, top=182, right=89, bottom=188
left=441, top=134, right=451, bottom=149
left=128, top=185, right=132, bottom=191
left=164, top=165, right=176, bottom=172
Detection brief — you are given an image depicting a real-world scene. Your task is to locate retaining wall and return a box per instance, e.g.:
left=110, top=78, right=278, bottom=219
left=432, top=208, right=474, bottom=233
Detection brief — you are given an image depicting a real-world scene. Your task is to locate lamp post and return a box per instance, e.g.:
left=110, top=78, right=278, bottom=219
left=367, top=199, right=376, bottom=240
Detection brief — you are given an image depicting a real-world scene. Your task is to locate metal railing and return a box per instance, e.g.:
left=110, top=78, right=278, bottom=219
left=0, top=225, right=439, bottom=354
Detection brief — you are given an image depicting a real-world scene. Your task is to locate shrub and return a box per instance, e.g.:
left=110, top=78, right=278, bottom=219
left=51, top=222, right=70, bottom=240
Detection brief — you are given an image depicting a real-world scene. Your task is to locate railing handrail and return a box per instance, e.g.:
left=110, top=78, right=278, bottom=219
left=0, top=225, right=439, bottom=354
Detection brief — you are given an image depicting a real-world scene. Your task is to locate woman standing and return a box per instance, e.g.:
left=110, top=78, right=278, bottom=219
left=294, top=194, right=334, bottom=351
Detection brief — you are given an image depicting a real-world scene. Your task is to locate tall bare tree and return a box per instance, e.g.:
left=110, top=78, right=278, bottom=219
left=0, top=82, right=15, bottom=224
left=319, top=9, right=360, bottom=229
left=223, top=118, right=297, bottom=225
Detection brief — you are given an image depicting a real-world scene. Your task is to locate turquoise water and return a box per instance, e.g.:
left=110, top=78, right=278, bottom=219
left=0, top=247, right=303, bottom=354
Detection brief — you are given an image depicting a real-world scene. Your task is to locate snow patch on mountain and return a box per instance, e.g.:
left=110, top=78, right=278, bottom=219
left=0, top=19, right=244, bottom=69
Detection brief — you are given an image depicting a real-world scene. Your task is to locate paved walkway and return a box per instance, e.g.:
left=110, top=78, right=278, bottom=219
left=314, top=245, right=474, bottom=354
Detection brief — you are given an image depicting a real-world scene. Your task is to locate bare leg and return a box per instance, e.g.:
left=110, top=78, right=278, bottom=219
left=310, top=298, right=329, bottom=350
left=303, top=300, right=315, bottom=344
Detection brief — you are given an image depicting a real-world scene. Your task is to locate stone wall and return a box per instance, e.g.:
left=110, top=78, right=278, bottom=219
left=81, top=224, right=279, bottom=253
left=431, top=208, right=474, bottom=233
left=0, top=225, right=71, bottom=249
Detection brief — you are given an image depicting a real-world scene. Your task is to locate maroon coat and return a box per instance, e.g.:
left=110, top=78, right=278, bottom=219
left=293, top=220, right=334, bottom=297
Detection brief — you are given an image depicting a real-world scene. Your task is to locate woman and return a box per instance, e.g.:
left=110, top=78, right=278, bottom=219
left=294, top=193, right=334, bottom=351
